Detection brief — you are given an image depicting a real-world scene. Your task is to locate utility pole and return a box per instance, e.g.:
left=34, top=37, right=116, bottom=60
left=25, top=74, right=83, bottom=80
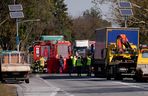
left=9, top=3, right=24, bottom=52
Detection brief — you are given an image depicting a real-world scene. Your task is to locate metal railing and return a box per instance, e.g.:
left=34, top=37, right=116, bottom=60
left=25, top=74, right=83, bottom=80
left=0, top=51, right=31, bottom=64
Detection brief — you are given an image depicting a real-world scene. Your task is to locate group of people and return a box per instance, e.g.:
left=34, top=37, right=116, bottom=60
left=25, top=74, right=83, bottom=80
left=38, top=53, right=93, bottom=76
left=67, top=55, right=92, bottom=76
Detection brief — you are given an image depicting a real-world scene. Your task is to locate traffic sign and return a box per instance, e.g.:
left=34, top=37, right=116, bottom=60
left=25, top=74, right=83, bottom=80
left=9, top=12, right=24, bottom=18
left=8, top=4, right=23, bottom=11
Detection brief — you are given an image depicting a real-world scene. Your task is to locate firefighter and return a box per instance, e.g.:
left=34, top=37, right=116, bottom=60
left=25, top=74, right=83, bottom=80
left=86, top=55, right=91, bottom=76
left=40, top=56, right=45, bottom=72
left=76, top=56, right=83, bottom=76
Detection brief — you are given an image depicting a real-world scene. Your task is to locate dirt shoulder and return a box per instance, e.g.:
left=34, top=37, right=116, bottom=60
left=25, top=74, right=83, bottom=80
left=0, top=84, right=17, bottom=96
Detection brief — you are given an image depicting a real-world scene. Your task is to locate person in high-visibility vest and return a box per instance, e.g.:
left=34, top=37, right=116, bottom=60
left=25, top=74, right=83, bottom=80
left=86, top=56, right=91, bottom=76
left=76, top=56, right=83, bottom=76
left=40, top=56, right=45, bottom=72
left=72, top=55, right=77, bottom=73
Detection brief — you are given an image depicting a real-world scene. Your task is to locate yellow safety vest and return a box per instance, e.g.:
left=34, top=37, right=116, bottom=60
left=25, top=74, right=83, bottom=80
left=40, top=57, right=45, bottom=67
left=87, top=57, right=91, bottom=66
left=76, top=59, right=82, bottom=66
left=72, top=56, right=77, bottom=67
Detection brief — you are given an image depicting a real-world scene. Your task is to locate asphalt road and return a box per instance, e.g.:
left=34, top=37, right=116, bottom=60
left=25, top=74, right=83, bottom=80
left=13, top=74, right=148, bottom=96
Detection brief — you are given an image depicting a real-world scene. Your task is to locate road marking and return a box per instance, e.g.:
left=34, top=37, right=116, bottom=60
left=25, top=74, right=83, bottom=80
left=50, top=88, right=60, bottom=96
left=114, top=81, right=141, bottom=88
left=39, top=77, right=75, bottom=96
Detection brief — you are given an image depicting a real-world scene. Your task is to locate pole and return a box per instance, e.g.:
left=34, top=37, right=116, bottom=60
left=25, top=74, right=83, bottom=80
left=16, top=18, right=19, bottom=51
left=124, top=16, right=128, bottom=28
left=14, top=0, right=16, bottom=4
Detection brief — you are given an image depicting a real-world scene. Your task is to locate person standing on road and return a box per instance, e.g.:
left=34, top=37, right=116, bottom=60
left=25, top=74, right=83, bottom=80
left=59, top=55, right=64, bottom=73
left=81, top=55, right=87, bottom=73
left=76, top=56, right=83, bottom=76
left=67, top=56, right=73, bottom=76
left=40, top=56, right=45, bottom=72
left=86, top=55, right=91, bottom=76
left=72, top=55, right=77, bottom=73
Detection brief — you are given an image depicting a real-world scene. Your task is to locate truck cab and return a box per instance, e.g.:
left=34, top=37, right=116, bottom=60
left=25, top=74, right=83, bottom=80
left=135, top=46, right=148, bottom=81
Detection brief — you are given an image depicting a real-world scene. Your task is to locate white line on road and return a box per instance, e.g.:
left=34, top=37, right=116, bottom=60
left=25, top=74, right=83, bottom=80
left=39, top=77, right=75, bottom=96
left=50, top=88, right=60, bottom=96
left=114, top=81, right=141, bottom=88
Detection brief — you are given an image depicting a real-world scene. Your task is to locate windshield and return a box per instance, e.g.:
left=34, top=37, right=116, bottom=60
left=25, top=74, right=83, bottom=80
left=142, top=51, right=148, bottom=58
left=57, top=44, right=69, bottom=58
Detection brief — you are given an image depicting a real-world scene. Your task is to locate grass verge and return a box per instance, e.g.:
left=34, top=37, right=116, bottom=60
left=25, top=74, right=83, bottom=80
left=0, top=83, right=17, bottom=96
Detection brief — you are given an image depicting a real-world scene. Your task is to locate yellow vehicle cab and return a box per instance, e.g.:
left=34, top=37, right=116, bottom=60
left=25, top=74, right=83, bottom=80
left=135, top=46, right=148, bottom=81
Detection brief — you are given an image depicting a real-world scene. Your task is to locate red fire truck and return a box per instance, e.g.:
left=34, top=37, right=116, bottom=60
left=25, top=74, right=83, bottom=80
left=33, top=39, right=72, bottom=73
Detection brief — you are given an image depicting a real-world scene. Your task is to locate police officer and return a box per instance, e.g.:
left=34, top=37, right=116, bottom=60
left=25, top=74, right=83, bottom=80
left=72, top=55, right=77, bottom=73
left=86, top=56, right=91, bottom=76
left=76, top=56, right=83, bottom=76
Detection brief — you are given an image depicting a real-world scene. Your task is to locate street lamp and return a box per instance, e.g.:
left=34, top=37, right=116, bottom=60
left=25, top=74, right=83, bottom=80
left=17, top=19, right=40, bottom=52
left=18, top=19, right=40, bottom=23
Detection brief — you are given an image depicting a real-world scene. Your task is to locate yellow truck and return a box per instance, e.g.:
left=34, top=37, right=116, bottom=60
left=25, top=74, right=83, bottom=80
left=93, top=27, right=139, bottom=80
left=0, top=51, right=31, bottom=83
left=135, top=46, right=148, bottom=81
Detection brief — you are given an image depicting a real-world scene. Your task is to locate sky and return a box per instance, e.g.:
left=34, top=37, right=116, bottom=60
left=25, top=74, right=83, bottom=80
left=64, top=0, right=94, bottom=17
left=64, top=0, right=112, bottom=19
left=64, top=0, right=119, bottom=27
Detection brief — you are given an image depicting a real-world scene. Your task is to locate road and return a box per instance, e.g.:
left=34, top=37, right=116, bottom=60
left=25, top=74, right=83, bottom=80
left=14, top=74, right=148, bottom=96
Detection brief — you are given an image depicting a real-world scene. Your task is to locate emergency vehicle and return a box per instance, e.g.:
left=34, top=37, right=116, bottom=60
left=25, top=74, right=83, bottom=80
left=32, top=35, right=72, bottom=73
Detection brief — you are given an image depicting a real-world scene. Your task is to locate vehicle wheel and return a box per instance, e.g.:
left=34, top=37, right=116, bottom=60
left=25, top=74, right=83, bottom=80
left=135, top=73, right=143, bottom=82
left=135, top=69, right=143, bottom=82
left=106, top=76, right=111, bottom=80
left=114, top=74, right=123, bottom=80
left=106, top=67, right=111, bottom=80
left=0, top=74, right=2, bottom=81
left=25, top=79, right=29, bottom=84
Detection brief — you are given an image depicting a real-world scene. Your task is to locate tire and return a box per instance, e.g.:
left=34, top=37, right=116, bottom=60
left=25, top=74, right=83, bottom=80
left=25, top=79, right=29, bottom=84
left=135, top=69, right=143, bottom=82
left=106, top=76, right=111, bottom=80
left=0, top=74, right=2, bottom=81
left=0, top=74, right=5, bottom=83
left=114, top=73, right=123, bottom=80
left=106, top=67, right=111, bottom=80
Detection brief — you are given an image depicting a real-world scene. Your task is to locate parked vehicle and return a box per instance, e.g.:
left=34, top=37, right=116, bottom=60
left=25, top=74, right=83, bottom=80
left=74, top=40, right=95, bottom=57
left=135, top=45, right=148, bottom=81
left=33, top=35, right=72, bottom=73
left=0, top=51, right=31, bottom=83
left=93, top=27, right=139, bottom=80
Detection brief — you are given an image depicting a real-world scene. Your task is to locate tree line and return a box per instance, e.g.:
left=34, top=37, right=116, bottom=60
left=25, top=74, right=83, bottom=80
left=0, top=0, right=147, bottom=51
left=93, top=0, right=148, bottom=44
